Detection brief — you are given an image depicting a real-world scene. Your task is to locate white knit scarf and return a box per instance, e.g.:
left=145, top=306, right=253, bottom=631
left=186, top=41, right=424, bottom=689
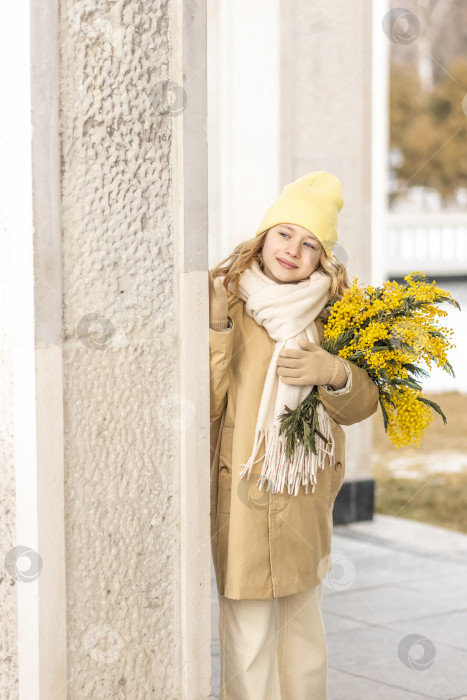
left=227, top=260, right=336, bottom=496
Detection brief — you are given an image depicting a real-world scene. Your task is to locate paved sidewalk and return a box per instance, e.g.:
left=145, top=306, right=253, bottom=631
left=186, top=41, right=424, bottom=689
left=211, top=514, right=467, bottom=699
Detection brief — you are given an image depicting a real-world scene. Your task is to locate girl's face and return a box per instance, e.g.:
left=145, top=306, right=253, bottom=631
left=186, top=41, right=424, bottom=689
left=260, top=223, right=322, bottom=284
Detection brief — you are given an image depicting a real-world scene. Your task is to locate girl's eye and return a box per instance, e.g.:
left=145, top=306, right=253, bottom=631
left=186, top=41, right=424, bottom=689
left=279, top=232, right=315, bottom=249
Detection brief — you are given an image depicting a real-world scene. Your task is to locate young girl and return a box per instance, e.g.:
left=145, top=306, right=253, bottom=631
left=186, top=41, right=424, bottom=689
left=208, top=171, right=379, bottom=699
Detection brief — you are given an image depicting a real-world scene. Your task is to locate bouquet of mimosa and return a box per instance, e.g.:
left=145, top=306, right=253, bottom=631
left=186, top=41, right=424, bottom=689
left=278, top=272, right=461, bottom=458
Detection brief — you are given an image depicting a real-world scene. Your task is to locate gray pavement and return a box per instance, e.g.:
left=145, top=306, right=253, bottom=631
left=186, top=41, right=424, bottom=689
left=211, top=514, right=467, bottom=699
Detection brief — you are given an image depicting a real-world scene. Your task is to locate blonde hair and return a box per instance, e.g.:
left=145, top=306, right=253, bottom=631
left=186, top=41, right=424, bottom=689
left=209, top=229, right=350, bottom=305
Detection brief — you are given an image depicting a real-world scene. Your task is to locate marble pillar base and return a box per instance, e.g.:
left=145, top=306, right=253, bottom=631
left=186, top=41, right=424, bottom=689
left=333, top=479, right=375, bottom=524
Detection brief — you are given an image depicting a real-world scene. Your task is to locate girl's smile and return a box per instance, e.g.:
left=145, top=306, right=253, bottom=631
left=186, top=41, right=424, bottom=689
left=277, top=258, right=298, bottom=269
left=260, top=223, right=322, bottom=283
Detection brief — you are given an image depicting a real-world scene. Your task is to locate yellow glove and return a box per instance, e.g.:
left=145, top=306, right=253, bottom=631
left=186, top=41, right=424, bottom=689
left=277, top=338, right=348, bottom=389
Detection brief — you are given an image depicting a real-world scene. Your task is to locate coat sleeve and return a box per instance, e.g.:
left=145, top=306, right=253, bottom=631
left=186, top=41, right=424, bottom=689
left=317, top=358, right=379, bottom=426
left=209, top=316, right=234, bottom=423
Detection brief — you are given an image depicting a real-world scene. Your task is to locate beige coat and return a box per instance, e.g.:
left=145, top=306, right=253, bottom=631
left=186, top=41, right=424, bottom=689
left=209, top=292, right=379, bottom=600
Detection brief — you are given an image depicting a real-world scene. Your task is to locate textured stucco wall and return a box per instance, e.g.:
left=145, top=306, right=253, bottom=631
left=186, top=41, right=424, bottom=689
left=59, top=0, right=179, bottom=696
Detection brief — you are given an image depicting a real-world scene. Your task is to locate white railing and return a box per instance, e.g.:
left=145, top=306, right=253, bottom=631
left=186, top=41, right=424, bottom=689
left=385, top=212, right=467, bottom=277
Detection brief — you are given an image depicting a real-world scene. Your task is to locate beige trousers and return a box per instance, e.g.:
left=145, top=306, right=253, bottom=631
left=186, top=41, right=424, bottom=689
left=218, top=583, right=327, bottom=700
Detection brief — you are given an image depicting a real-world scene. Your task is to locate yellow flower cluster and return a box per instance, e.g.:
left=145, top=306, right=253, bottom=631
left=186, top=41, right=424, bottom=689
left=322, top=272, right=458, bottom=449
left=383, top=388, right=433, bottom=448
left=358, top=322, right=390, bottom=349
left=324, top=278, right=365, bottom=338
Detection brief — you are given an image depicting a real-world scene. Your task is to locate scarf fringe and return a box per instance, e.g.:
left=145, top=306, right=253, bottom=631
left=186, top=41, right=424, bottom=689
left=239, top=407, right=336, bottom=496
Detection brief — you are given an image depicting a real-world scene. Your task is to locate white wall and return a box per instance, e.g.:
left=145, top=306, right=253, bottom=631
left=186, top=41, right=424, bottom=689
left=208, top=0, right=281, bottom=268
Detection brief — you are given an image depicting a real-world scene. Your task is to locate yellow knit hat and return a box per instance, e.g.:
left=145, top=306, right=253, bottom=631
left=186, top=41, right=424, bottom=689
left=255, top=171, right=343, bottom=259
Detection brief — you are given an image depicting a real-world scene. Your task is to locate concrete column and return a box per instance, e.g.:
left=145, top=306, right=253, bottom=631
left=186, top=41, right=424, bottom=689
left=176, top=0, right=212, bottom=696
left=1, top=0, right=67, bottom=697
left=1, top=0, right=211, bottom=696
left=280, top=0, right=375, bottom=521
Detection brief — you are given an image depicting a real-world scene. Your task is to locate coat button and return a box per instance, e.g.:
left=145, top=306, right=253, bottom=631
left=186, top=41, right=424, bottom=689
left=219, top=465, right=229, bottom=474
left=336, top=461, right=342, bottom=468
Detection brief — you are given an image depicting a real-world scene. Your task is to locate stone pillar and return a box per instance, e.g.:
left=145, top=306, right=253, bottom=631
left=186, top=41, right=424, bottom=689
left=0, top=0, right=211, bottom=697
left=1, top=0, right=67, bottom=697
left=280, top=0, right=375, bottom=522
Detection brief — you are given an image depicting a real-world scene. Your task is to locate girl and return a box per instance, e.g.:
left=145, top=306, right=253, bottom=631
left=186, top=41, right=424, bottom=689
left=208, top=171, right=379, bottom=699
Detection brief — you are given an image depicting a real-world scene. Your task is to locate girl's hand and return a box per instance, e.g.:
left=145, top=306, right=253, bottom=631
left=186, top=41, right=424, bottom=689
left=277, top=338, right=348, bottom=388
left=208, top=272, right=229, bottom=330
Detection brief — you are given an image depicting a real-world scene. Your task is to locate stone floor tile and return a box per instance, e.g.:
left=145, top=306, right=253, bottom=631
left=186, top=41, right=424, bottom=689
left=389, top=608, right=467, bottom=653
left=328, top=666, right=442, bottom=699
left=322, top=584, right=451, bottom=626
left=327, top=624, right=467, bottom=699
left=397, top=572, right=467, bottom=608
left=322, top=609, right=367, bottom=636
